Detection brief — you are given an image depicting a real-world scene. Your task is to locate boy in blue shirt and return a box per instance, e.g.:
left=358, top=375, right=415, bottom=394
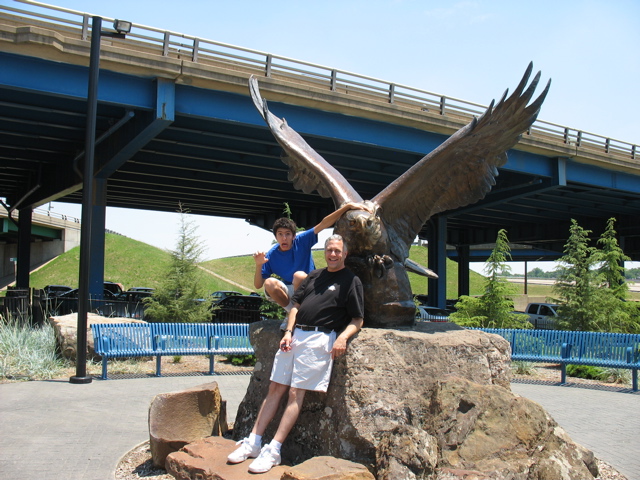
left=253, top=202, right=367, bottom=313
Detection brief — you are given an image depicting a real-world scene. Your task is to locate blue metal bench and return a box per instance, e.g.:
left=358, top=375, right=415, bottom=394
left=476, top=328, right=640, bottom=391
left=92, top=323, right=254, bottom=379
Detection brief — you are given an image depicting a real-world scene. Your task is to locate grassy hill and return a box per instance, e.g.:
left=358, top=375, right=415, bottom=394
left=25, top=234, right=492, bottom=298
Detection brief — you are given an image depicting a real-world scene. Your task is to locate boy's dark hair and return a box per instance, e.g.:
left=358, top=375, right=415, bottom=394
left=272, top=217, right=297, bottom=236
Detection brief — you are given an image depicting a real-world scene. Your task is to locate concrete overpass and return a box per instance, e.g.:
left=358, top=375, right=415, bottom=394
left=0, top=205, right=80, bottom=287
left=1, top=1, right=639, bottom=306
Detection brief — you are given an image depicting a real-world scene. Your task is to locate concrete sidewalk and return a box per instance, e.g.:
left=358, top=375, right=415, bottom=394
left=0, top=374, right=251, bottom=480
left=0, top=375, right=637, bottom=480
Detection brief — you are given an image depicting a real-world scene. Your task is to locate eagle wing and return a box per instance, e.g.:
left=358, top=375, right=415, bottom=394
left=249, top=76, right=363, bottom=206
left=373, top=63, right=550, bottom=257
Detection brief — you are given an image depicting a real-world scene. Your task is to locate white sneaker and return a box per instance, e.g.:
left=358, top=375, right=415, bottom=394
left=248, top=444, right=281, bottom=473
left=227, top=437, right=261, bottom=464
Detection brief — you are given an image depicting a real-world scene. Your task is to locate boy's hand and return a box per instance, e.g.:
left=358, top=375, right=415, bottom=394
left=253, top=251, right=268, bottom=265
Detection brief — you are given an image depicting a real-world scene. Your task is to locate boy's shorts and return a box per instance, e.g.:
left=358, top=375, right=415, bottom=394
left=264, top=280, right=294, bottom=303
left=270, top=328, right=336, bottom=392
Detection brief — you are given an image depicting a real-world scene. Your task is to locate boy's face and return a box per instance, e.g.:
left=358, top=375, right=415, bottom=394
left=275, top=228, right=295, bottom=251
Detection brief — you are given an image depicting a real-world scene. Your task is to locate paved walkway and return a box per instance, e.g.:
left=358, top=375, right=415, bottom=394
left=0, top=375, right=637, bottom=480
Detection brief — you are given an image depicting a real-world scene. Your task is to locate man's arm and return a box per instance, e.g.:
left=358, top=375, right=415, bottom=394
left=313, top=202, right=371, bottom=235
left=253, top=251, right=268, bottom=289
left=279, top=304, right=300, bottom=352
left=330, top=317, right=363, bottom=359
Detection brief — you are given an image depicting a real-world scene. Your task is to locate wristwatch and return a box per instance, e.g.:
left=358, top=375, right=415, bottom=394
left=284, top=329, right=292, bottom=334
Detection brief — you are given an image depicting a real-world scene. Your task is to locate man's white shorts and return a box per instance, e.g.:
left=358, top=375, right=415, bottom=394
left=270, top=328, right=336, bottom=392
left=265, top=281, right=295, bottom=303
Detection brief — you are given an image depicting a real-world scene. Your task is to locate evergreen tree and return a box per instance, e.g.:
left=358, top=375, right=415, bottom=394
left=596, top=218, right=640, bottom=333
left=552, top=219, right=603, bottom=331
left=598, top=217, right=630, bottom=299
left=144, top=204, right=212, bottom=323
left=450, top=229, right=530, bottom=329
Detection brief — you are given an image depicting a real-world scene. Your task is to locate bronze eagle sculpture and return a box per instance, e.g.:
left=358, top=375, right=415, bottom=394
left=249, top=64, right=550, bottom=327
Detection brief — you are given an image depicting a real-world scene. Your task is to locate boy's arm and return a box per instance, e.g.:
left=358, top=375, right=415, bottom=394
left=313, top=202, right=371, bottom=235
left=253, top=251, right=268, bottom=289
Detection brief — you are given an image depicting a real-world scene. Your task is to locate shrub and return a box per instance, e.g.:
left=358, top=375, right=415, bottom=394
left=565, top=364, right=605, bottom=380
left=512, top=361, right=536, bottom=375
left=599, top=368, right=631, bottom=385
left=0, top=318, right=67, bottom=380
left=226, top=354, right=256, bottom=366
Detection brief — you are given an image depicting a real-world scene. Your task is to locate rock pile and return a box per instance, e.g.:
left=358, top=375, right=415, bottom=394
left=163, top=320, right=599, bottom=479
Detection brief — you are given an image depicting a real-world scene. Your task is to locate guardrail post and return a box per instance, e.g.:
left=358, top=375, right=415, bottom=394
left=265, top=54, right=272, bottom=77
left=605, top=138, right=610, bottom=153
left=162, top=31, right=170, bottom=57
left=81, top=15, right=89, bottom=41
left=439, top=96, right=446, bottom=115
left=389, top=84, right=395, bottom=104
left=192, top=38, right=199, bottom=62
left=576, top=131, right=582, bottom=147
left=632, top=145, right=636, bottom=160
left=563, top=127, right=569, bottom=144
left=330, top=70, right=337, bottom=92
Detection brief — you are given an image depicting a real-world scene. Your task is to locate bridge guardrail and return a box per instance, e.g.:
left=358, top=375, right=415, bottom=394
left=3, top=0, right=637, bottom=162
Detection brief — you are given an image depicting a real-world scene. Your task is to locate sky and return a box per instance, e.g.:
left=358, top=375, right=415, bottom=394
left=12, top=0, right=640, bottom=274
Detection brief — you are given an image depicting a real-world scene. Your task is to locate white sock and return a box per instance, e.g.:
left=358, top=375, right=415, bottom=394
left=268, top=439, right=282, bottom=453
left=249, top=433, right=262, bottom=446
left=283, top=301, right=294, bottom=313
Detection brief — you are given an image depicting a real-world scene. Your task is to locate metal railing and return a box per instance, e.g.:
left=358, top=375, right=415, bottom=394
left=3, top=0, right=637, bottom=162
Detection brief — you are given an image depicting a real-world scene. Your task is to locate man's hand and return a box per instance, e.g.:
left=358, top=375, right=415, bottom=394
left=331, top=335, right=348, bottom=359
left=279, top=331, right=292, bottom=352
left=253, top=251, right=268, bottom=266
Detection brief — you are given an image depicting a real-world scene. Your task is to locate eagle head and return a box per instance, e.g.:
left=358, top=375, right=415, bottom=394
left=334, top=200, right=384, bottom=254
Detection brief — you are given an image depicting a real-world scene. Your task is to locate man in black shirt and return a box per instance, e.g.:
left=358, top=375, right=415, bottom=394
left=228, top=234, right=364, bottom=473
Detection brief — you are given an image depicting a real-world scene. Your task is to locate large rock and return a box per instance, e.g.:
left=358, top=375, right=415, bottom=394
left=149, top=382, right=228, bottom=467
left=229, top=320, right=598, bottom=480
left=48, top=312, right=146, bottom=360
left=166, top=437, right=374, bottom=480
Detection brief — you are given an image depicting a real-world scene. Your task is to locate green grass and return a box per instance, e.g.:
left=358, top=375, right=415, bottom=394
left=20, top=233, right=640, bottom=303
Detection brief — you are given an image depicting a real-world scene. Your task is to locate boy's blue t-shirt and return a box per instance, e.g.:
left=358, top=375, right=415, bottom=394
left=261, top=229, right=318, bottom=284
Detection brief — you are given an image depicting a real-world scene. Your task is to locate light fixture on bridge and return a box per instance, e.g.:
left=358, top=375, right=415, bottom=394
left=113, top=19, right=132, bottom=35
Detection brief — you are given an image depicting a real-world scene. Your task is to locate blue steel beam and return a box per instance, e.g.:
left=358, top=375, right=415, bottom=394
left=0, top=52, right=156, bottom=110
left=96, top=78, right=175, bottom=178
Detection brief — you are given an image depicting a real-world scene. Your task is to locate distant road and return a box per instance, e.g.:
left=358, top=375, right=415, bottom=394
left=507, top=277, right=640, bottom=292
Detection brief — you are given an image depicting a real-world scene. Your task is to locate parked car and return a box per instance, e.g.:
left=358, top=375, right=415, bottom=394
left=516, top=302, right=558, bottom=329
left=112, top=288, right=155, bottom=319
left=210, top=290, right=243, bottom=304
left=50, top=288, right=118, bottom=316
left=415, top=305, right=450, bottom=322
left=103, top=281, right=124, bottom=297
left=43, top=285, right=73, bottom=298
left=212, top=294, right=263, bottom=323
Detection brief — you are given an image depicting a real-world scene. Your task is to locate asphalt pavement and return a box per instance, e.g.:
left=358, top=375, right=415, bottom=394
left=0, top=374, right=637, bottom=480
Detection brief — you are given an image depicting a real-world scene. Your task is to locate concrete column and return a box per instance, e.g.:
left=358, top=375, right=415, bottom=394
left=16, top=208, right=32, bottom=289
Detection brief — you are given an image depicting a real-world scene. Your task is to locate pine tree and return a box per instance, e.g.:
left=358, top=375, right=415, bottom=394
left=144, top=204, right=212, bottom=323
left=596, top=218, right=639, bottom=333
left=552, top=219, right=603, bottom=331
left=598, top=217, right=630, bottom=299
left=450, top=229, right=530, bottom=328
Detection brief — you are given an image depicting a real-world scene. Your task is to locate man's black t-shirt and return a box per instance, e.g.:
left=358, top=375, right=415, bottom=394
left=291, top=267, right=364, bottom=332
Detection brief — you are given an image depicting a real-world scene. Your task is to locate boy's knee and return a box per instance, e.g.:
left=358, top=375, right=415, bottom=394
left=293, top=271, right=307, bottom=289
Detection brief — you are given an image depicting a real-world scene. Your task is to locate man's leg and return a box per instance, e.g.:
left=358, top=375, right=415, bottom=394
left=253, top=381, right=290, bottom=435
left=249, top=387, right=307, bottom=473
left=228, top=381, right=289, bottom=464
left=273, top=387, right=306, bottom=443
